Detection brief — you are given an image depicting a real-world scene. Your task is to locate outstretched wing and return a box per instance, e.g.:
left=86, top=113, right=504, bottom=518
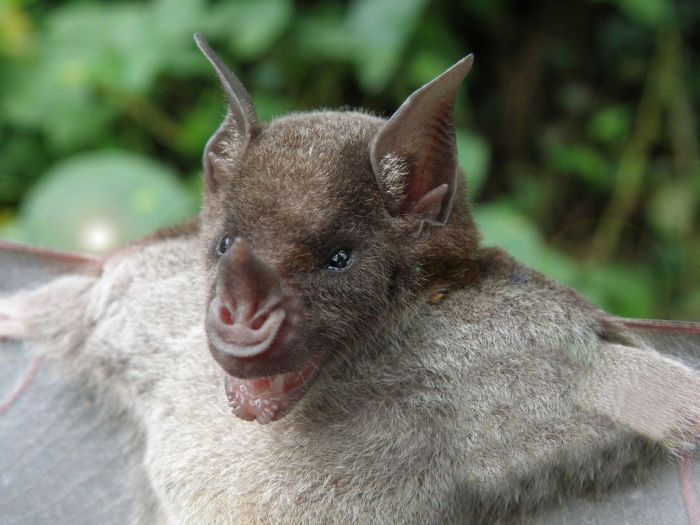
left=0, top=240, right=101, bottom=292
left=621, top=318, right=700, bottom=368
left=0, top=241, right=140, bottom=525
left=568, top=315, right=700, bottom=525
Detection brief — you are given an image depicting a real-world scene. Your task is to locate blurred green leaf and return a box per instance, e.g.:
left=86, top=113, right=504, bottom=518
left=0, top=2, right=35, bottom=57
left=603, top=0, right=673, bottom=29
left=475, top=202, right=581, bottom=285
left=0, top=209, right=25, bottom=243
left=475, top=202, right=547, bottom=266
left=549, top=144, right=612, bottom=190
left=293, top=8, right=355, bottom=63
left=293, top=0, right=427, bottom=92
left=574, top=263, right=655, bottom=318
left=20, top=151, right=197, bottom=253
left=0, top=0, right=208, bottom=149
left=587, top=105, right=632, bottom=145
left=408, top=51, right=457, bottom=87
left=647, top=179, right=697, bottom=239
left=210, top=0, right=293, bottom=60
left=456, top=129, right=490, bottom=198
left=348, top=0, right=428, bottom=92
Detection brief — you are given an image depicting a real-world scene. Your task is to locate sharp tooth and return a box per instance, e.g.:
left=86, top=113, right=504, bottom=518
left=272, top=374, right=285, bottom=393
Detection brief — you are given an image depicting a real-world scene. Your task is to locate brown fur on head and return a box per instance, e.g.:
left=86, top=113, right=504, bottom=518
left=195, top=34, right=478, bottom=423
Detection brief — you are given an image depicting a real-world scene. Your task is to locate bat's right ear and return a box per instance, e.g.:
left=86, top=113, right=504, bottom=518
left=370, top=55, right=473, bottom=230
left=194, top=33, right=257, bottom=193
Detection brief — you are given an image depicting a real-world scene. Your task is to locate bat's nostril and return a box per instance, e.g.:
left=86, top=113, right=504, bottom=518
left=220, top=306, right=234, bottom=326
left=251, top=311, right=268, bottom=331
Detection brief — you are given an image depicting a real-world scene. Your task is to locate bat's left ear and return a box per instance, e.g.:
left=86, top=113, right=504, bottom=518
left=370, top=55, right=473, bottom=228
left=195, top=33, right=257, bottom=193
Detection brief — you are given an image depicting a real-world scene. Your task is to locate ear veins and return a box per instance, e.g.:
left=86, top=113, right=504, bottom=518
left=403, top=99, right=456, bottom=217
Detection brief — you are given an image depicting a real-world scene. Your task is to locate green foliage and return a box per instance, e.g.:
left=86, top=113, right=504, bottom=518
left=17, top=152, right=197, bottom=252
left=0, top=0, right=698, bottom=319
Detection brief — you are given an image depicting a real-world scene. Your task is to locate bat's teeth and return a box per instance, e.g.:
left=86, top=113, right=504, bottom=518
left=256, top=407, right=275, bottom=425
left=271, top=374, right=285, bottom=393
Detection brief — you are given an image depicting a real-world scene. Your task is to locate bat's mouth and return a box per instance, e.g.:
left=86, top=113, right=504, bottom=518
left=224, top=352, right=323, bottom=424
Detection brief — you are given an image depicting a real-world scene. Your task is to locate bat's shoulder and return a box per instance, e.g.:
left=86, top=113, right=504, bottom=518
left=424, top=246, right=607, bottom=364
left=104, top=221, right=201, bottom=281
left=443, top=246, right=602, bottom=328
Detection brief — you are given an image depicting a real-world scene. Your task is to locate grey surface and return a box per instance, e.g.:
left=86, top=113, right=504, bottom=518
left=0, top=245, right=136, bottom=524
left=535, top=455, right=699, bottom=524
left=0, top=341, right=136, bottom=525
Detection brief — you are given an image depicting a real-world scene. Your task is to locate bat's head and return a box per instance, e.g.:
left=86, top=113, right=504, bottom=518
left=195, top=34, right=478, bottom=424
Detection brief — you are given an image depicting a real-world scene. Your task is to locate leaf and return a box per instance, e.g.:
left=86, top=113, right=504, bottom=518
left=548, top=144, right=612, bottom=190
left=587, top=105, right=632, bottom=146
left=477, top=202, right=583, bottom=286
left=293, top=9, right=356, bottom=63
left=347, top=0, right=428, bottom=92
left=208, top=0, right=293, bottom=60
left=0, top=0, right=209, bottom=149
left=647, top=179, right=697, bottom=239
left=20, top=151, right=197, bottom=253
left=574, top=263, right=655, bottom=318
left=609, top=0, right=673, bottom=29
left=456, top=129, right=490, bottom=198
left=0, top=2, right=35, bottom=58
left=475, top=202, right=548, bottom=266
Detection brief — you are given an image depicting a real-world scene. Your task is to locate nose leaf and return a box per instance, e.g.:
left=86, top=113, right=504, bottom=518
left=218, top=238, right=282, bottom=323
left=207, top=238, right=288, bottom=365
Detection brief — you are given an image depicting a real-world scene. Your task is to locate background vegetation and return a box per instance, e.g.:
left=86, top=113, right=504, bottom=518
left=0, top=0, right=698, bottom=320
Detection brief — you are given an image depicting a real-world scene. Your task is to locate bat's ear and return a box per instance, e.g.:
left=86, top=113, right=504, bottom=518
left=195, top=33, right=257, bottom=192
left=370, top=55, right=473, bottom=228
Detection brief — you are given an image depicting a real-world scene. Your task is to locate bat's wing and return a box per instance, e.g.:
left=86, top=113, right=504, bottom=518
left=620, top=318, right=700, bottom=367
left=0, top=242, right=141, bottom=524
left=560, top=316, right=700, bottom=525
left=0, top=240, right=102, bottom=291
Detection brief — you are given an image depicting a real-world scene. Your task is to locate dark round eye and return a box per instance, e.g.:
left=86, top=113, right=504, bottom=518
left=324, top=248, right=353, bottom=272
left=217, top=235, right=232, bottom=256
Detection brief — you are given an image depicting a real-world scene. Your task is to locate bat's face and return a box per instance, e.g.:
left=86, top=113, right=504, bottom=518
left=201, top=113, right=417, bottom=423
left=194, top=34, right=474, bottom=423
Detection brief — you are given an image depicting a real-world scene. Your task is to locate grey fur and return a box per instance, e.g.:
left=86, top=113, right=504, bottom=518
left=5, top=237, right=680, bottom=523
left=2, top=41, right=700, bottom=524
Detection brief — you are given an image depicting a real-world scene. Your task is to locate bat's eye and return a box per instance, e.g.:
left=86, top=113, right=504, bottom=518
left=324, top=248, right=353, bottom=272
left=217, top=235, right=232, bottom=256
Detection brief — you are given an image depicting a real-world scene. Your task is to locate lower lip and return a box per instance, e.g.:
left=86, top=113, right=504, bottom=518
left=224, top=352, right=324, bottom=424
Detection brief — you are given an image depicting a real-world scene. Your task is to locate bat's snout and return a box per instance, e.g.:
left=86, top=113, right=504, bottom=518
left=205, top=238, right=297, bottom=376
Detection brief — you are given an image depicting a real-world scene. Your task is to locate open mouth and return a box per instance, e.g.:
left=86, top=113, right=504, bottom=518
left=224, top=352, right=323, bottom=424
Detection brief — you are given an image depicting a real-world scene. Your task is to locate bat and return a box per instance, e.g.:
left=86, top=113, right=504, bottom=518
left=1, top=33, right=699, bottom=524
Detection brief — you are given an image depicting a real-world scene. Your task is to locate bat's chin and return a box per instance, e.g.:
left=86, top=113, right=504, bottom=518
left=223, top=352, right=324, bottom=424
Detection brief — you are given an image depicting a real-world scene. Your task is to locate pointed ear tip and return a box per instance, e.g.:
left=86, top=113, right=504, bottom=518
left=193, top=32, right=212, bottom=55
left=458, top=54, right=475, bottom=71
